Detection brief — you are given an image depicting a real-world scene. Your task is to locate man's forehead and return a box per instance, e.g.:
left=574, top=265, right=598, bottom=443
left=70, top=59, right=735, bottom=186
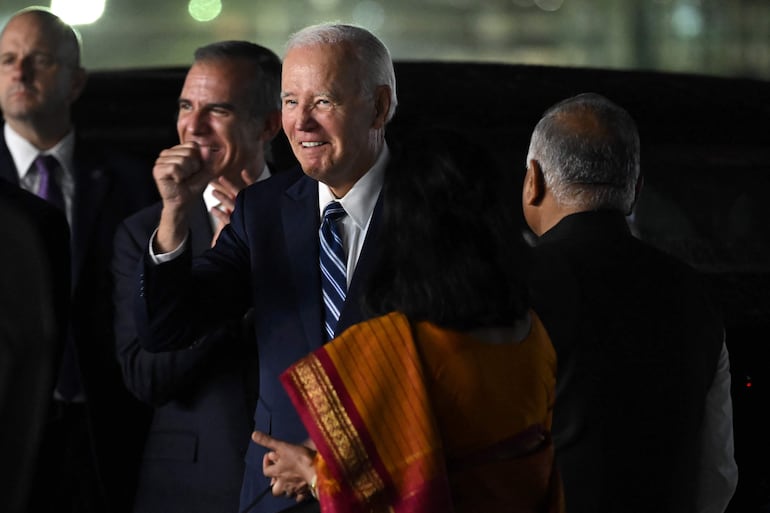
left=0, top=15, right=68, bottom=57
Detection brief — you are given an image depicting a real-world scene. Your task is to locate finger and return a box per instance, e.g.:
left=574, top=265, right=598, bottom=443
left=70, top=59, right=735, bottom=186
left=210, top=205, right=230, bottom=224
left=211, top=188, right=236, bottom=212
left=262, top=453, right=277, bottom=475
left=252, top=430, right=281, bottom=451
left=241, top=167, right=261, bottom=186
left=210, top=175, right=241, bottom=197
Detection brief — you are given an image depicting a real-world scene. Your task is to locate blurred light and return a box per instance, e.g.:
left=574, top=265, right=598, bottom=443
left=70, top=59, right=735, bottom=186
left=474, top=9, right=511, bottom=44
left=309, top=0, right=341, bottom=10
left=671, top=3, right=703, bottom=38
left=50, top=0, right=105, bottom=25
left=188, top=0, right=222, bottom=23
left=352, top=1, right=385, bottom=32
left=535, top=0, right=564, bottom=12
left=511, top=0, right=535, bottom=7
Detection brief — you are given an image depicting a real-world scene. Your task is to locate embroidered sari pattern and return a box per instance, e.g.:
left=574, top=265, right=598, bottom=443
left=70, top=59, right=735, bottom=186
left=282, top=312, right=453, bottom=513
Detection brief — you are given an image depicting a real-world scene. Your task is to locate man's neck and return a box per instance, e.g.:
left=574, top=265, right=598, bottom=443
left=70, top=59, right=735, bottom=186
left=6, top=117, right=72, bottom=151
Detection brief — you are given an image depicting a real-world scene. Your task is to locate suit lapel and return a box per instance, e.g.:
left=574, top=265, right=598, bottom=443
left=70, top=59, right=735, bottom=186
left=282, top=175, right=323, bottom=350
left=0, top=131, right=20, bottom=185
left=189, top=198, right=214, bottom=257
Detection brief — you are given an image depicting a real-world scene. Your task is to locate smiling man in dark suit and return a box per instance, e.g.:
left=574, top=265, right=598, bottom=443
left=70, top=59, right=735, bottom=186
left=134, top=23, right=397, bottom=513
left=112, top=40, right=282, bottom=513
left=0, top=7, right=157, bottom=513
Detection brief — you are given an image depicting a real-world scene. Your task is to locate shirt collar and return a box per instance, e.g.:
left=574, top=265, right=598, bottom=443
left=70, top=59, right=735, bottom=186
left=203, top=164, right=272, bottom=212
left=318, top=143, right=389, bottom=230
left=4, top=123, right=75, bottom=180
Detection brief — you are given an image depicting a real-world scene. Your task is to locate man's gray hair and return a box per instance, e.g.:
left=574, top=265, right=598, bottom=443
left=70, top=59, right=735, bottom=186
left=286, top=23, right=398, bottom=123
left=526, top=92, right=640, bottom=212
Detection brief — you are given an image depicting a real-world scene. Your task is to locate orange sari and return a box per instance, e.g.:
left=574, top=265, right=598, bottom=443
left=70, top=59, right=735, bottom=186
left=281, top=311, right=562, bottom=513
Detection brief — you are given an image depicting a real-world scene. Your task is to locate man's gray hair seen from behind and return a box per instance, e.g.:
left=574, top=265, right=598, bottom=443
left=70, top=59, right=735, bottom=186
left=527, top=92, right=641, bottom=213
left=194, top=40, right=282, bottom=117
left=285, top=23, right=398, bottom=123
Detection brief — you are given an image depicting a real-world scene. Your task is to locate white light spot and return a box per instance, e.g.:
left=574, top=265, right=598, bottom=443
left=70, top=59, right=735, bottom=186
left=50, top=0, right=105, bottom=25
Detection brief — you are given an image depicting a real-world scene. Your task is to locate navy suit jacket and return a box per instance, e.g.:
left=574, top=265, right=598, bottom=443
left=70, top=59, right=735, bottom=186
left=113, top=198, right=259, bottom=513
left=0, top=127, right=158, bottom=512
left=135, top=165, right=384, bottom=513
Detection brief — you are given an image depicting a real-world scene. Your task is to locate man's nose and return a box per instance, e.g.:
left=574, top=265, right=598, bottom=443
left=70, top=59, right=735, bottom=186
left=186, top=110, right=210, bottom=134
left=292, top=105, right=318, bottom=131
left=7, top=56, right=32, bottom=81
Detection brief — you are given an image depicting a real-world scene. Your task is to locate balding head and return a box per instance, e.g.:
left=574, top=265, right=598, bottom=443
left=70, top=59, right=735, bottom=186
left=527, top=92, right=641, bottom=213
left=0, top=7, right=86, bottom=147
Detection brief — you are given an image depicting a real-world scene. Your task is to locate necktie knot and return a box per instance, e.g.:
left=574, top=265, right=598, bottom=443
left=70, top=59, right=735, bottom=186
left=34, top=154, right=65, bottom=211
left=322, top=201, right=346, bottom=222
left=320, top=201, right=347, bottom=341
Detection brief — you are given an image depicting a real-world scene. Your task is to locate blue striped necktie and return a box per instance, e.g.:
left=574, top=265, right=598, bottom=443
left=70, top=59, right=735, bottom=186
left=319, top=201, right=347, bottom=341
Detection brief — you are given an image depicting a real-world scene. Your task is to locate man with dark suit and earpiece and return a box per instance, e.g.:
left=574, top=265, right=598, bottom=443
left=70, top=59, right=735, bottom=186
left=0, top=7, right=157, bottom=513
left=111, top=40, right=282, bottom=513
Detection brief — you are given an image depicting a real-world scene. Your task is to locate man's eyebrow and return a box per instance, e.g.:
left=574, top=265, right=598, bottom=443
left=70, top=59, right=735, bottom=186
left=177, top=98, right=236, bottom=111
left=204, top=101, right=236, bottom=111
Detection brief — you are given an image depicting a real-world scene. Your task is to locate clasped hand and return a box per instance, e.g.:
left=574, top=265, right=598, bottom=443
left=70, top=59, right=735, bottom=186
left=251, top=430, right=318, bottom=503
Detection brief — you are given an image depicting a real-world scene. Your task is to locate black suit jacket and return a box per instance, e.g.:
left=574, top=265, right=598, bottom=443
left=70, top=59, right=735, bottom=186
left=135, top=166, right=384, bottom=513
left=113, top=198, right=259, bottom=513
left=0, top=127, right=159, bottom=512
left=0, top=180, right=70, bottom=513
left=528, top=210, right=724, bottom=513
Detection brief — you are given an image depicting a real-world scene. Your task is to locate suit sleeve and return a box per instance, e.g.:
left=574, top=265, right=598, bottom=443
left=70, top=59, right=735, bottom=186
left=132, top=200, right=252, bottom=356
left=115, top=214, right=251, bottom=405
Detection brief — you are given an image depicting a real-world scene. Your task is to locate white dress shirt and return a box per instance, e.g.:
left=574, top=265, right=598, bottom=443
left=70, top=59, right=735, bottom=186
left=318, top=144, right=388, bottom=286
left=698, top=339, right=739, bottom=513
left=5, top=123, right=76, bottom=225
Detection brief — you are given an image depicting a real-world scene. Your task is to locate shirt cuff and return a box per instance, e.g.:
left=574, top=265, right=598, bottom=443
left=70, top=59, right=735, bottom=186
left=148, top=227, right=188, bottom=264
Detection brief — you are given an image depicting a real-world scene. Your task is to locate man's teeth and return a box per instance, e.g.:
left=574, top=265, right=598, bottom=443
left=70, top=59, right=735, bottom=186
left=301, top=142, right=324, bottom=148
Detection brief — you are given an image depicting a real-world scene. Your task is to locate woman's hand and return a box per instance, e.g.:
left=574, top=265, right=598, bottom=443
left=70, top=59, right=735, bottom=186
left=251, top=430, right=317, bottom=501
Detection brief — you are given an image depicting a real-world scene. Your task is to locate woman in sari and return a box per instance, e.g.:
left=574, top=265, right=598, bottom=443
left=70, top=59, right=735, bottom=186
left=252, top=128, right=563, bottom=513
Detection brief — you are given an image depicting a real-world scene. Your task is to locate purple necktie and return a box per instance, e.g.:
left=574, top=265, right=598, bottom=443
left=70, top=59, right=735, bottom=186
left=34, top=154, right=80, bottom=399
left=34, top=154, right=65, bottom=211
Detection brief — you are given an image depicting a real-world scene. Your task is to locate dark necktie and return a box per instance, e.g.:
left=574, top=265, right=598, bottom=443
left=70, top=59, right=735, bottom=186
left=34, top=154, right=65, bottom=211
left=34, top=154, right=80, bottom=400
left=320, top=201, right=348, bottom=341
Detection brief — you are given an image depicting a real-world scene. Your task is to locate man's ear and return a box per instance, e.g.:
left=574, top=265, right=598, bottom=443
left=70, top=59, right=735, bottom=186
left=259, top=110, right=282, bottom=142
left=523, top=159, right=546, bottom=206
left=371, top=85, right=391, bottom=130
left=628, top=173, right=644, bottom=214
left=68, top=66, right=87, bottom=104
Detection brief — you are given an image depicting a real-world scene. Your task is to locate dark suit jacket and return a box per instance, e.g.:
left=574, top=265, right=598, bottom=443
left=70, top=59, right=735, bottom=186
left=135, top=166, right=384, bottom=513
left=0, top=180, right=70, bottom=513
left=0, top=127, right=158, bottom=512
left=113, top=198, right=259, bottom=513
left=528, top=210, right=724, bottom=513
